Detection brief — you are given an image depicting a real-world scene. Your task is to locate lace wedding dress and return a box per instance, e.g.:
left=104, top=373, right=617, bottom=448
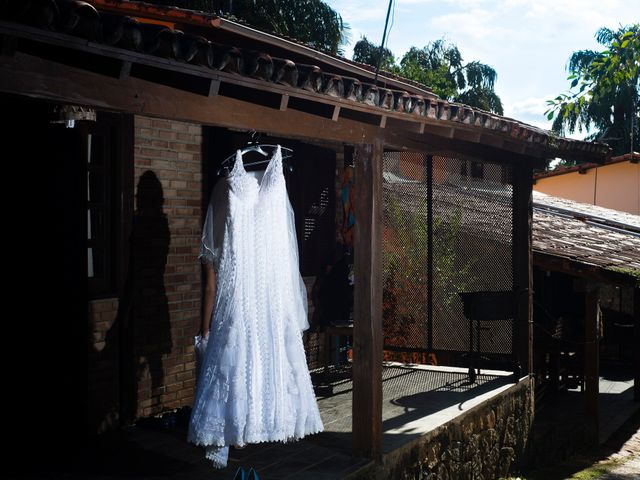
left=187, top=145, right=324, bottom=468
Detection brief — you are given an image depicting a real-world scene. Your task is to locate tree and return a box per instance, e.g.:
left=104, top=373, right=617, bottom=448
left=383, top=195, right=473, bottom=364
left=546, top=24, right=640, bottom=157
left=395, top=39, right=504, bottom=115
left=146, top=0, right=349, bottom=55
left=351, top=37, right=503, bottom=114
left=352, top=36, right=395, bottom=71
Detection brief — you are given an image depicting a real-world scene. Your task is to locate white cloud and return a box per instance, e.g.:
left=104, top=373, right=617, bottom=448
left=327, top=0, right=639, bottom=138
left=330, top=2, right=389, bottom=23
left=504, top=96, right=553, bottom=129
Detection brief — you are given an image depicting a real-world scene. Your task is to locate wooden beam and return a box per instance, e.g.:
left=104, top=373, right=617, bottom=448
left=533, top=252, right=638, bottom=287
left=352, top=141, right=383, bottom=461
left=331, top=105, right=341, bottom=122
left=279, top=93, right=289, bottom=111
left=403, top=128, right=547, bottom=166
left=0, top=52, right=561, bottom=165
left=513, top=161, right=533, bottom=375
left=119, top=60, right=132, bottom=80
left=208, top=78, right=220, bottom=97
left=584, top=286, right=600, bottom=437
left=635, top=287, right=640, bottom=401
left=0, top=52, right=463, bottom=153
left=0, top=52, right=377, bottom=144
left=453, top=127, right=482, bottom=143
left=0, top=20, right=573, bottom=162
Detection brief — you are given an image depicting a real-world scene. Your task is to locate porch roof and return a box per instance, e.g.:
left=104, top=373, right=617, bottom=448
left=0, top=0, right=610, bottom=163
left=532, top=191, right=640, bottom=285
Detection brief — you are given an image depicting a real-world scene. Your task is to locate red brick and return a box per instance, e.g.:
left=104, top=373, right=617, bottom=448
left=159, top=150, right=179, bottom=160
left=169, top=122, right=188, bottom=132
left=166, top=382, right=184, bottom=393
left=151, top=140, right=169, bottom=148
left=120, top=115, right=206, bottom=427
left=151, top=119, right=172, bottom=130
left=177, top=388, right=194, bottom=400
left=135, top=116, right=153, bottom=128
left=183, top=378, right=196, bottom=389
left=135, top=127, right=153, bottom=137
left=160, top=392, right=177, bottom=402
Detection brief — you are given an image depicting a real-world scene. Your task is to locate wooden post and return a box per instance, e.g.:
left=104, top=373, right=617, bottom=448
left=513, top=162, right=533, bottom=375
left=584, top=286, right=600, bottom=437
left=634, top=287, right=639, bottom=401
left=351, top=141, right=383, bottom=461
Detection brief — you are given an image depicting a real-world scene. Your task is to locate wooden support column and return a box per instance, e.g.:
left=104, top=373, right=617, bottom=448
left=584, top=286, right=600, bottom=435
left=351, top=141, right=383, bottom=461
left=513, top=161, right=533, bottom=375
left=634, top=287, right=639, bottom=401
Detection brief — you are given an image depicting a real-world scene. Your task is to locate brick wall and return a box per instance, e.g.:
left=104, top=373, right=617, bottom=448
left=132, top=115, right=203, bottom=418
left=89, top=122, right=339, bottom=429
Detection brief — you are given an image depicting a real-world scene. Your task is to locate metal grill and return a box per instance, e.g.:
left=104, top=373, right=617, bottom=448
left=382, top=152, right=516, bottom=365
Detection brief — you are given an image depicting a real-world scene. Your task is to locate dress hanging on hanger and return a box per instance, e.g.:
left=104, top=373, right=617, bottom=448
left=188, top=144, right=323, bottom=468
left=217, top=143, right=294, bottom=176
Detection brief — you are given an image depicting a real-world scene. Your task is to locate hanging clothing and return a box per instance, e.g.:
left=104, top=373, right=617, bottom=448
left=187, top=145, right=324, bottom=468
left=340, top=165, right=355, bottom=247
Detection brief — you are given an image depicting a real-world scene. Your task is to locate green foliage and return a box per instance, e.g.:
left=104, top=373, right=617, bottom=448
left=351, top=37, right=503, bottom=114
left=146, top=0, right=349, bottom=55
left=545, top=24, right=640, bottom=156
left=383, top=195, right=473, bottom=348
left=352, top=36, right=395, bottom=71
left=395, top=40, right=504, bottom=114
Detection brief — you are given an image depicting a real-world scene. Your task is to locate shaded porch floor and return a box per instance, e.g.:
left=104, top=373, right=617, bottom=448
left=36, top=363, right=516, bottom=479
left=598, top=366, right=638, bottom=444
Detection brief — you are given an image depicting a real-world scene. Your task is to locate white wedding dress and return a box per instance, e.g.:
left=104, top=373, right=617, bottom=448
left=187, top=145, right=324, bottom=468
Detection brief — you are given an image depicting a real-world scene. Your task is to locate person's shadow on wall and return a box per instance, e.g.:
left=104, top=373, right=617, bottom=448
left=131, top=170, right=172, bottom=404
left=91, top=170, right=173, bottom=434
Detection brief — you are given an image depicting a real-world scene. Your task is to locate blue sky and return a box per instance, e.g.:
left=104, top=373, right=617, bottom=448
left=325, top=0, right=639, bottom=139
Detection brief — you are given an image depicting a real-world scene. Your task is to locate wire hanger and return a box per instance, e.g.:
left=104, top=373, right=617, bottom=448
left=217, top=131, right=294, bottom=176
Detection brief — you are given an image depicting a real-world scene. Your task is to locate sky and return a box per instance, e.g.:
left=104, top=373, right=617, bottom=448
left=325, top=0, right=639, bottom=140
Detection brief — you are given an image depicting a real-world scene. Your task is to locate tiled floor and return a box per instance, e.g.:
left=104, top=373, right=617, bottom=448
left=27, top=363, right=517, bottom=479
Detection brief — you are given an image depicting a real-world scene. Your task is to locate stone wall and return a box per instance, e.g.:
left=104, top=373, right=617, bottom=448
left=362, top=376, right=534, bottom=480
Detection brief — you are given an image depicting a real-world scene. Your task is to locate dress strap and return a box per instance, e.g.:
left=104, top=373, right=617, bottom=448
left=229, top=149, right=243, bottom=176
left=274, top=144, right=282, bottom=166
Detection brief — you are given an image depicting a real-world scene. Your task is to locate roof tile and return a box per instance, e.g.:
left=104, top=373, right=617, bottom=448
left=0, top=0, right=612, bottom=161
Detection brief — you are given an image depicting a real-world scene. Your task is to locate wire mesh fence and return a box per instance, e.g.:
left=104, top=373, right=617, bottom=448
left=382, top=151, right=516, bottom=367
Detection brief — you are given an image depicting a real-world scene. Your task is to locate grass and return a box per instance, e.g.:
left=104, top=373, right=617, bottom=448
left=565, top=457, right=628, bottom=480
left=512, top=454, right=629, bottom=480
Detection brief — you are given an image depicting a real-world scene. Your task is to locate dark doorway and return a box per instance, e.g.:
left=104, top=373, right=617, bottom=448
left=2, top=94, right=133, bottom=473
